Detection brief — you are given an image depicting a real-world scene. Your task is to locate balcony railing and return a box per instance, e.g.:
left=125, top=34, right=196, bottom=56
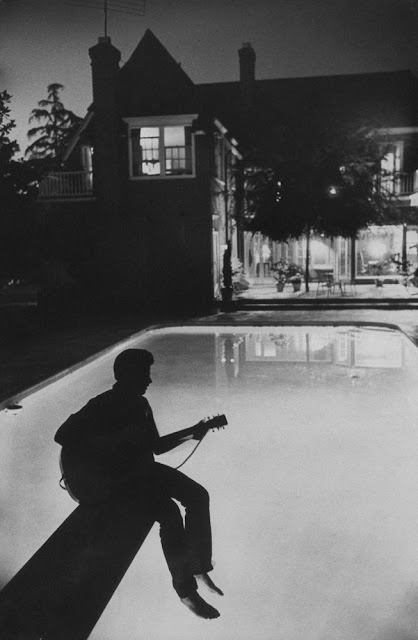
left=378, top=171, right=418, bottom=197
left=38, top=171, right=93, bottom=199
left=395, top=172, right=418, bottom=195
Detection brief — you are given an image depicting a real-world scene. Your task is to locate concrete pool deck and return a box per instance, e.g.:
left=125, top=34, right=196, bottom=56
left=2, top=305, right=418, bottom=408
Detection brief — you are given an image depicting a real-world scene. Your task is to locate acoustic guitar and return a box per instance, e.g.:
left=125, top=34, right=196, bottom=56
left=60, top=414, right=228, bottom=504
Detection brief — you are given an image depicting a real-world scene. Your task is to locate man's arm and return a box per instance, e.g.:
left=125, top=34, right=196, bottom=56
left=153, top=422, right=207, bottom=455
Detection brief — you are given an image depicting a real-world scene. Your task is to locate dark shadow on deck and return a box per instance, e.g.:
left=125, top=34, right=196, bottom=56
left=0, top=500, right=154, bottom=639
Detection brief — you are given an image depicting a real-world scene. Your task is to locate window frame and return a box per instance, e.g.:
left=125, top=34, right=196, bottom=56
left=124, top=114, right=198, bottom=180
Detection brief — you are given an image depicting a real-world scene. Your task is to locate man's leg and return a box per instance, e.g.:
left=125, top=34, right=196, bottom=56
left=152, top=497, right=196, bottom=598
left=151, top=496, right=220, bottom=619
left=147, top=464, right=223, bottom=595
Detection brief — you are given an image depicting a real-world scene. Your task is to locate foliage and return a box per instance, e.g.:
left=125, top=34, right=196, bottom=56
left=286, top=263, right=304, bottom=281
left=271, top=259, right=288, bottom=284
left=272, top=259, right=303, bottom=283
left=0, top=91, right=41, bottom=277
left=231, top=256, right=249, bottom=292
left=25, top=83, right=81, bottom=162
left=242, top=118, right=402, bottom=242
left=0, top=90, right=18, bottom=162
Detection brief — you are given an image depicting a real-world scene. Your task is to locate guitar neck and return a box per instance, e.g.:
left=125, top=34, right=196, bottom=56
left=172, top=415, right=227, bottom=440
left=173, top=423, right=202, bottom=440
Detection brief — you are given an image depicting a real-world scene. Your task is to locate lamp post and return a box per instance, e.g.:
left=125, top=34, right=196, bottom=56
left=401, top=222, right=408, bottom=275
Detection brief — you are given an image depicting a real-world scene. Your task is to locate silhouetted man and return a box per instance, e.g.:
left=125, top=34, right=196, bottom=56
left=55, top=348, right=223, bottom=619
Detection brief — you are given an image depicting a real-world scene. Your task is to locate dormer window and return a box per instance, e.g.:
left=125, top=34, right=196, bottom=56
left=125, top=115, right=197, bottom=179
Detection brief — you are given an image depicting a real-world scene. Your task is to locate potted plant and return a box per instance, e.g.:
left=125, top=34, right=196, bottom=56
left=231, top=256, right=250, bottom=293
left=286, top=263, right=304, bottom=292
left=272, top=260, right=288, bottom=292
left=370, top=259, right=387, bottom=287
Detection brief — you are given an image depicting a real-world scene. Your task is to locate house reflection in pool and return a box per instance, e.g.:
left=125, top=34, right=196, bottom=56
left=219, top=327, right=404, bottom=384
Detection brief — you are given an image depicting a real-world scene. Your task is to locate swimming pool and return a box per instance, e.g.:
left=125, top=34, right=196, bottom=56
left=1, top=323, right=418, bottom=639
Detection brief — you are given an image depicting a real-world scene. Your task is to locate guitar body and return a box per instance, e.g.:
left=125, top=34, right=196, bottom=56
left=60, top=414, right=228, bottom=504
left=60, top=447, right=120, bottom=504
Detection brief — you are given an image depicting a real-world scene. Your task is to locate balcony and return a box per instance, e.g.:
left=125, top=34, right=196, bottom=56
left=38, top=171, right=93, bottom=200
left=378, top=171, right=418, bottom=197
left=395, top=172, right=418, bottom=195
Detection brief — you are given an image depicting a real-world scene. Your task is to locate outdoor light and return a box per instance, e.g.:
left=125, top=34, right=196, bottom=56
left=327, top=185, right=338, bottom=197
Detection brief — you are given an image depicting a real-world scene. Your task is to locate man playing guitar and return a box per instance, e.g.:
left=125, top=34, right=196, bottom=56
left=55, top=348, right=224, bottom=619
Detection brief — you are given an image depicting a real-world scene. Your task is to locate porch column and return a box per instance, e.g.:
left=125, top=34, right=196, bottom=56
left=350, top=236, right=356, bottom=281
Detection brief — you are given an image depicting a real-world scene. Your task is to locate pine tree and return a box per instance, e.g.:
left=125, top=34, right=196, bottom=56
left=1, top=90, right=38, bottom=207
left=25, top=83, right=81, bottom=162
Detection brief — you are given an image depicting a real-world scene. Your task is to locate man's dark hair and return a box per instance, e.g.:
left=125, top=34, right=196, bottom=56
left=113, top=348, right=154, bottom=381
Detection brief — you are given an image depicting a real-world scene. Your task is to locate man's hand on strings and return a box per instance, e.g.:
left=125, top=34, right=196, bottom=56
left=192, top=421, right=209, bottom=441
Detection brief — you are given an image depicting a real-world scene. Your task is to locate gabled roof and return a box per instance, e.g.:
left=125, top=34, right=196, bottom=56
left=197, top=69, right=418, bottom=132
left=62, top=110, right=94, bottom=163
left=62, top=31, right=418, bottom=166
left=118, top=29, right=197, bottom=117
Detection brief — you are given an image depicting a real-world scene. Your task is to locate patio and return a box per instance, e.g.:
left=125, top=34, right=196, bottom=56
left=236, top=278, right=418, bottom=301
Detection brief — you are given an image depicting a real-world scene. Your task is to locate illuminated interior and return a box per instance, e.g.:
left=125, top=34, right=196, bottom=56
left=131, top=125, right=192, bottom=177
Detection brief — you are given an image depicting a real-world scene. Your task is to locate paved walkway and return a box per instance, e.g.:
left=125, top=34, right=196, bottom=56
left=202, top=307, right=418, bottom=341
left=237, top=279, right=418, bottom=300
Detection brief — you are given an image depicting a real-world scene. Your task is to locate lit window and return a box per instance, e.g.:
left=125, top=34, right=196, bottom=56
left=130, top=125, right=193, bottom=177
left=380, top=143, right=402, bottom=194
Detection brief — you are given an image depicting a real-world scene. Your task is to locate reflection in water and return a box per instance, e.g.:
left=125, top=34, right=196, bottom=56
left=220, top=337, right=243, bottom=380
left=220, top=327, right=404, bottom=381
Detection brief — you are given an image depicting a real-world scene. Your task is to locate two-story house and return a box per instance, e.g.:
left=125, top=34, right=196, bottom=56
left=37, top=29, right=418, bottom=306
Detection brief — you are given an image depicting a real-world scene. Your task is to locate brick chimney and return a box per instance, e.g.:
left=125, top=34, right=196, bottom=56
left=239, top=42, right=256, bottom=112
left=89, top=36, right=121, bottom=218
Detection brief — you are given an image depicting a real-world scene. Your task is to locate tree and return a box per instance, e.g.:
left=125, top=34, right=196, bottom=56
left=0, top=91, right=40, bottom=278
left=25, top=83, right=81, bottom=163
left=241, top=116, right=402, bottom=290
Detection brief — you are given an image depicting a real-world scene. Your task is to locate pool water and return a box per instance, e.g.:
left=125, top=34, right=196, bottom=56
left=2, top=324, right=418, bottom=639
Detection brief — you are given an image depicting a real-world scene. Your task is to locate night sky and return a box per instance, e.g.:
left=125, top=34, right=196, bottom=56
left=1, top=0, right=418, bottom=154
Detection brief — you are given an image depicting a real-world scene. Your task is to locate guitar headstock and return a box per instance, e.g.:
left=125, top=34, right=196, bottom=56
left=202, top=414, right=228, bottom=431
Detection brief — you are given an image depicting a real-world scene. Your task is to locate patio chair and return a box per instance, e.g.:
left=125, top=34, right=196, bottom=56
left=339, top=277, right=357, bottom=297
left=315, top=270, right=338, bottom=296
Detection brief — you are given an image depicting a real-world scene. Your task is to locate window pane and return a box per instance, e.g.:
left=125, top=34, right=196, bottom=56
left=164, top=125, right=192, bottom=175
left=380, top=144, right=402, bottom=195
left=140, top=127, right=160, bottom=175
left=131, top=127, right=160, bottom=176
left=164, top=126, right=185, bottom=146
left=356, top=225, right=402, bottom=276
